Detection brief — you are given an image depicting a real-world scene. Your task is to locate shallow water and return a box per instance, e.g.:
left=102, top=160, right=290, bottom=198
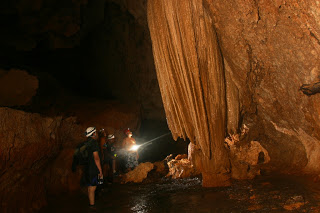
left=40, top=174, right=320, bottom=213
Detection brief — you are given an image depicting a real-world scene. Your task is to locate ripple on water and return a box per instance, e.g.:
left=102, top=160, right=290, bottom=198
left=40, top=175, right=320, bottom=213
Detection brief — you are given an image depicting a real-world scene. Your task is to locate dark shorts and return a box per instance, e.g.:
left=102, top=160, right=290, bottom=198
left=87, top=176, right=98, bottom=186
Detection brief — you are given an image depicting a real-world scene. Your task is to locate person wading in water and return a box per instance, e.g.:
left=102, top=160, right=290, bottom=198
left=122, top=128, right=139, bottom=172
left=84, top=127, right=103, bottom=209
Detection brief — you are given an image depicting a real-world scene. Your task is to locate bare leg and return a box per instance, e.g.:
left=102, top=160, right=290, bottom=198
left=112, top=159, right=116, bottom=173
left=88, top=186, right=97, bottom=205
left=102, top=163, right=108, bottom=178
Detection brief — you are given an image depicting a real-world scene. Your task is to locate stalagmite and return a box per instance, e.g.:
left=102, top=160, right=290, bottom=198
left=147, top=0, right=231, bottom=187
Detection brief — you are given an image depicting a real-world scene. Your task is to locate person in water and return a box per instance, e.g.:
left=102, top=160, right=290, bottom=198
left=83, top=127, right=103, bottom=209
left=103, top=134, right=117, bottom=182
left=122, top=128, right=139, bottom=172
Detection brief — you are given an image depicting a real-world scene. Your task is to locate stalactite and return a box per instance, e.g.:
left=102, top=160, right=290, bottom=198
left=148, top=0, right=231, bottom=186
left=224, top=60, right=240, bottom=135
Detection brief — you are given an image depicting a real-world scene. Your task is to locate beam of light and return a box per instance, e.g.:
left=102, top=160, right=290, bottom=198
left=143, top=132, right=171, bottom=144
left=135, top=132, right=172, bottom=151
left=128, top=132, right=172, bottom=152
left=130, top=145, right=141, bottom=151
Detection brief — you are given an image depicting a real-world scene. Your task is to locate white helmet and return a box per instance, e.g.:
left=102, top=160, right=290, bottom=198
left=107, top=134, right=115, bottom=140
left=85, top=127, right=96, bottom=137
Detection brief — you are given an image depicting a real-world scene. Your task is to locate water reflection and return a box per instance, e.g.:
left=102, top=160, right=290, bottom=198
left=40, top=175, right=320, bottom=213
left=130, top=195, right=149, bottom=212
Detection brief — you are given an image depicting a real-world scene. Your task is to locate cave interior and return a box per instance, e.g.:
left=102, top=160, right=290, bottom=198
left=1, top=0, right=320, bottom=212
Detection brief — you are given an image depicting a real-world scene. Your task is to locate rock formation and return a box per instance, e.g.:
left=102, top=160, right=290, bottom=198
left=0, top=107, right=65, bottom=213
left=204, top=0, right=320, bottom=174
left=147, top=0, right=320, bottom=186
left=166, top=156, right=200, bottom=179
left=122, top=162, right=154, bottom=183
left=224, top=125, right=270, bottom=179
left=148, top=0, right=231, bottom=187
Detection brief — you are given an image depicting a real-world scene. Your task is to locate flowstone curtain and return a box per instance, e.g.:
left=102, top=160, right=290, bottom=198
left=147, top=0, right=228, bottom=168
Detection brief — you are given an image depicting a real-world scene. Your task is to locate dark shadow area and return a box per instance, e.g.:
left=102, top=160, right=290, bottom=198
left=136, top=119, right=189, bottom=163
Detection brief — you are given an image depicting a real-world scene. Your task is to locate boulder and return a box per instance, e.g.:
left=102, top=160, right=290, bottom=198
left=122, top=162, right=154, bottom=183
left=175, top=154, right=188, bottom=160
left=166, top=158, right=200, bottom=179
left=224, top=126, right=270, bottom=179
left=153, top=161, right=167, bottom=175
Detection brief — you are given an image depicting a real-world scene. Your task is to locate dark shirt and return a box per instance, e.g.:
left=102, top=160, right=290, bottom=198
left=103, top=142, right=116, bottom=161
left=85, top=137, right=101, bottom=180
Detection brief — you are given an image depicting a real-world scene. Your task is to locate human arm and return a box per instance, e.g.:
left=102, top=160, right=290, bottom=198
left=93, top=151, right=103, bottom=178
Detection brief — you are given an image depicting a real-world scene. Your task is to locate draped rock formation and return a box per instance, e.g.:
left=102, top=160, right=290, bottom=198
left=148, top=0, right=231, bottom=187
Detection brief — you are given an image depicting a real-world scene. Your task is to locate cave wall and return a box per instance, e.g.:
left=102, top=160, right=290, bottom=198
left=0, top=102, right=141, bottom=213
left=0, top=108, right=66, bottom=213
left=147, top=0, right=320, bottom=179
left=206, top=0, right=320, bottom=172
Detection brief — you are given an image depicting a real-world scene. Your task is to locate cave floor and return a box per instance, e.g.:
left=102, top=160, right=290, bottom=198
left=39, top=174, right=320, bottom=213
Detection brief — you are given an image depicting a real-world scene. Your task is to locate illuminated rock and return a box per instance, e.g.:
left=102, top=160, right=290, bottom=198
left=148, top=0, right=231, bottom=187
left=174, top=154, right=188, bottom=160
left=224, top=127, right=270, bottom=179
left=166, top=158, right=200, bottom=179
left=153, top=161, right=167, bottom=175
left=122, top=162, right=154, bottom=183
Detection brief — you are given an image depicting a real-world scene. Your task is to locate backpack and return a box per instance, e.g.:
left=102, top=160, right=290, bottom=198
left=71, top=141, right=90, bottom=172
